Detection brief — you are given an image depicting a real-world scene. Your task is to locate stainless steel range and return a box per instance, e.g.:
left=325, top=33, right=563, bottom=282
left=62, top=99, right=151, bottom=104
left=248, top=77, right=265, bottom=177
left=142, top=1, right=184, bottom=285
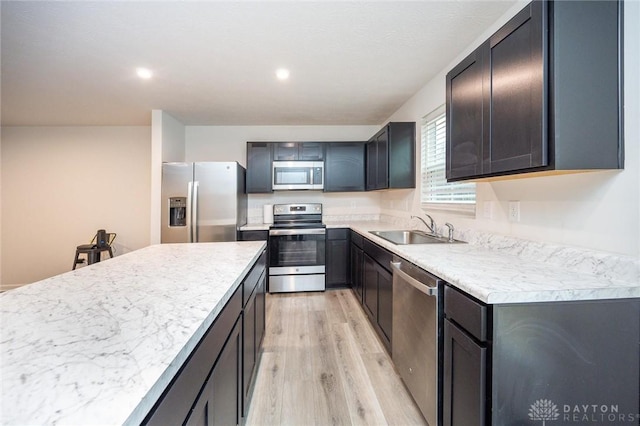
left=268, top=203, right=325, bottom=293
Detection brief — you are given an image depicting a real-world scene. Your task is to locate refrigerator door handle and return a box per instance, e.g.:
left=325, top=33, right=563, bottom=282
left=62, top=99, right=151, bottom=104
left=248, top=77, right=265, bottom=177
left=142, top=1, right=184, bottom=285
left=187, top=181, right=194, bottom=243
left=193, top=181, right=200, bottom=242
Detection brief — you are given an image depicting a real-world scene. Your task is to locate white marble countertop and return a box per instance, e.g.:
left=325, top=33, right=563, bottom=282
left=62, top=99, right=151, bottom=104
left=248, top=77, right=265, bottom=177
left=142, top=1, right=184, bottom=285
left=240, top=223, right=270, bottom=231
left=0, top=242, right=266, bottom=425
left=325, top=220, right=640, bottom=304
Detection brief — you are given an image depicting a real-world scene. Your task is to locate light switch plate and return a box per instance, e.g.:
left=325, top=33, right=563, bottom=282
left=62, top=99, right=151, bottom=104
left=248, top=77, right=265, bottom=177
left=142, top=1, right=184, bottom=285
left=508, top=201, right=521, bottom=222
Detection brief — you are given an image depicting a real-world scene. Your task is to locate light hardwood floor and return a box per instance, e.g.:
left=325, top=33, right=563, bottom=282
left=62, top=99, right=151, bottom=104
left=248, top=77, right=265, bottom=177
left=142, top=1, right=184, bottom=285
left=245, top=289, right=427, bottom=426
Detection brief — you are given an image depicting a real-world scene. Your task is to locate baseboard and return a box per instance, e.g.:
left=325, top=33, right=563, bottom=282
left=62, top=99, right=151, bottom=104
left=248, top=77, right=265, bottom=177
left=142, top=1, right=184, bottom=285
left=0, top=283, right=27, bottom=292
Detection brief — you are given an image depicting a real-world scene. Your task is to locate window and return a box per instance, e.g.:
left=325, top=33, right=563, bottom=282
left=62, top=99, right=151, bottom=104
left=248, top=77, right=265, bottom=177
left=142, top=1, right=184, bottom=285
left=421, top=105, right=475, bottom=214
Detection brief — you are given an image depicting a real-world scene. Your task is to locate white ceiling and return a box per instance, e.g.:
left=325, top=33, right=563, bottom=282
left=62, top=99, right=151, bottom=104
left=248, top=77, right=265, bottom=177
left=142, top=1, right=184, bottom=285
left=1, top=1, right=516, bottom=126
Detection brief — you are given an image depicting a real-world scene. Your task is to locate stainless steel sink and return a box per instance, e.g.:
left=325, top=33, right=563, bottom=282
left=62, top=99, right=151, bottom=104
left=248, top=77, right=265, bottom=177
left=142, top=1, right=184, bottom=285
left=369, top=230, right=465, bottom=245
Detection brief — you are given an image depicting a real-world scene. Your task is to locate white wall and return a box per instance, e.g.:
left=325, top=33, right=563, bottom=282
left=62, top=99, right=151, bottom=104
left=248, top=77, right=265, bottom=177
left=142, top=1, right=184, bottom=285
left=1, top=126, right=151, bottom=288
left=186, top=125, right=383, bottom=222
left=0, top=131, right=3, bottom=286
left=383, top=1, right=640, bottom=258
left=160, top=112, right=186, bottom=162
left=150, top=110, right=186, bottom=244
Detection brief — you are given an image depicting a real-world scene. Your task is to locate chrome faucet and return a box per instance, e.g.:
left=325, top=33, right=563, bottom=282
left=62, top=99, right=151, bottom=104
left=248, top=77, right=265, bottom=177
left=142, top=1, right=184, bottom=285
left=444, top=223, right=455, bottom=242
left=411, top=214, right=437, bottom=236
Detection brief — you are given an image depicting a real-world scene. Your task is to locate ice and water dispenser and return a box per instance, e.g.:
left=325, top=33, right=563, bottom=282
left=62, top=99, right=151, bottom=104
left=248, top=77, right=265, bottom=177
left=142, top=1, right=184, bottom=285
left=168, top=197, right=187, bottom=227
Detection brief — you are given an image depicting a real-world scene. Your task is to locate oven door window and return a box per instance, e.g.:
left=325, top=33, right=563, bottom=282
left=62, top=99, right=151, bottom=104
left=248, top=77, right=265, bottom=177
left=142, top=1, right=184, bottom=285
left=269, top=233, right=326, bottom=267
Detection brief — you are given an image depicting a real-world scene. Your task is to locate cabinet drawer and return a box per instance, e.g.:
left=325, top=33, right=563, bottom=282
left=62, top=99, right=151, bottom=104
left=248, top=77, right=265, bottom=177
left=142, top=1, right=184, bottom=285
left=327, top=228, right=349, bottom=240
left=238, top=230, right=268, bottom=241
left=363, top=239, right=393, bottom=273
left=444, top=285, right=488, bottom=342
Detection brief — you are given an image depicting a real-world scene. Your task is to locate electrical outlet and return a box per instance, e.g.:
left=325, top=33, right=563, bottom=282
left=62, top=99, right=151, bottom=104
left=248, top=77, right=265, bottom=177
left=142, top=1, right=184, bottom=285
left=508, top=201, right=521, bottom=222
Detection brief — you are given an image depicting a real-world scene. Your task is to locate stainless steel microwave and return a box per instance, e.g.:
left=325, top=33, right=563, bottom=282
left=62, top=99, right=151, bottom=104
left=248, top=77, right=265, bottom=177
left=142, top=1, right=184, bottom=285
left=272, top=161, right=324, bottom=190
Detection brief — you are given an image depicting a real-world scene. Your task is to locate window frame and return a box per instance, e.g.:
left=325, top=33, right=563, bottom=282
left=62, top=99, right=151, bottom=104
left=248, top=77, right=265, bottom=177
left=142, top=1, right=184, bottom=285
left=420, top=105, right=476, bottom=216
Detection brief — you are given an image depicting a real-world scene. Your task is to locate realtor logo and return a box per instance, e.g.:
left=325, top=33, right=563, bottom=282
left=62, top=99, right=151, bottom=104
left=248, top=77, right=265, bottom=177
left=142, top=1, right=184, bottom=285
left=529, top=399, right=560, bottom=425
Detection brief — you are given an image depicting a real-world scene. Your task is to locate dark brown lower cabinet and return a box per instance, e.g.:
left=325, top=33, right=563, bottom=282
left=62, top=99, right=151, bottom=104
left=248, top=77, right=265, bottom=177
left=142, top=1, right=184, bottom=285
left=363, top=254, right=378, bottom=321
left=186, top=317, right=242, bottom=426
left=255, top=272, right=266, bottom=353
left=211, top=321, right=242, bottom=426
left=243, top=268, right=266, bottom=415
left=326, top=228, right=350, bottom=289
left=362, top=239, right=393, bottom=352
left=443, top=284, right=640, bottom=425
left=443, top=284, right=490, bottom=426
left=443, top=319, right=487, bottom=426
left=376, top=263, right=393, bottom=346
left=350, top=231, right=364, bottom=304
left=243, top=290, right=257, bottom=411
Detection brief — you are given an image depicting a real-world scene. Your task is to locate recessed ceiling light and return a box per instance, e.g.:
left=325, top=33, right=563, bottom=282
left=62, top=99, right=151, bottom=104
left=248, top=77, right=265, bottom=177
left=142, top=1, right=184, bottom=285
left=275, top=68, right=290, bottom=81
left=136, top=67, right=153, bottom=79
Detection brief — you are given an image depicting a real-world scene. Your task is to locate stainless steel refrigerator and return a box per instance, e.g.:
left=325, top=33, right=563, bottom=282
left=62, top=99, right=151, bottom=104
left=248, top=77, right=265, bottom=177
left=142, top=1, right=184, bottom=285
left=161, top=162, right=247, bottom=243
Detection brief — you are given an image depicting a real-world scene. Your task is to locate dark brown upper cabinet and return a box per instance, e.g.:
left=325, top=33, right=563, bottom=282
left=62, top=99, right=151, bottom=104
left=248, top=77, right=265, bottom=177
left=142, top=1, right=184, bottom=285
left=446, top=45, right=486, bottom=181
left=246, top=142, right=273, bottom=193
left=366, top=122, right=416, bottom=190
left=324, top=142, right=366, bottom=192
left=273, top=142, right=324, bottom=161
left=446, top=0, right=623, bottom=182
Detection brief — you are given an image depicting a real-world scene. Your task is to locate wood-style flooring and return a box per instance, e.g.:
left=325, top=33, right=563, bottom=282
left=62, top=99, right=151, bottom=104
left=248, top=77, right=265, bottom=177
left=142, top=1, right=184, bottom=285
left=245, top=289, right=427, bottom=426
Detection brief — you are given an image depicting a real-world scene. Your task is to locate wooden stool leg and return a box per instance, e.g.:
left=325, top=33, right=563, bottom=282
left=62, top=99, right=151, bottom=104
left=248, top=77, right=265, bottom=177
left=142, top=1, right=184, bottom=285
left=108, top=247, right=114, bottom=259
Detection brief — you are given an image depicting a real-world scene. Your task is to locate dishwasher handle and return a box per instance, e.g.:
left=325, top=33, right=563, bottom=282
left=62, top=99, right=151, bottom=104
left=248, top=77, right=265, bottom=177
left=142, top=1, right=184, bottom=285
left=390, top=261, right=438, bottom=297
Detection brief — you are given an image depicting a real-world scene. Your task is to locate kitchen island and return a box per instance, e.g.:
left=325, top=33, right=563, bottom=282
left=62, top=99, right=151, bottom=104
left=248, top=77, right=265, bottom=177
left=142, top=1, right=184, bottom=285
left=0, top=242, right=266, bottom=425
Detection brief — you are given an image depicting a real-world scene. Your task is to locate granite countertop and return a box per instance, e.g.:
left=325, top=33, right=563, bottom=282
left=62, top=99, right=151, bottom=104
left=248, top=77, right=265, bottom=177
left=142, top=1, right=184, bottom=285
left=323, top=220, right=639, bottom=304
left=0, top=241, right=266, bottom=425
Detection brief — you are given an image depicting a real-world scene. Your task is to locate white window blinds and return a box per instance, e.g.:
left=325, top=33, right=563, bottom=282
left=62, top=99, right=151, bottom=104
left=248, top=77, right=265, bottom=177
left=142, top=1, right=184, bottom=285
left=421, top=106, right=475, bottom=212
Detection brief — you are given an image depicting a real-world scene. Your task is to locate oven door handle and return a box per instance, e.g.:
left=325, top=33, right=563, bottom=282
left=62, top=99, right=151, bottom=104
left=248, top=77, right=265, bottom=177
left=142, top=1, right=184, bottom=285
left=269, top=228, right=326, bottom=236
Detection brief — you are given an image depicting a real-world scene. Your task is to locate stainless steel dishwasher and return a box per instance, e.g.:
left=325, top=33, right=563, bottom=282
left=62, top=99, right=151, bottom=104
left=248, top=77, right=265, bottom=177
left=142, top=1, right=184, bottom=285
left=391, top=257, right=443, bottom=426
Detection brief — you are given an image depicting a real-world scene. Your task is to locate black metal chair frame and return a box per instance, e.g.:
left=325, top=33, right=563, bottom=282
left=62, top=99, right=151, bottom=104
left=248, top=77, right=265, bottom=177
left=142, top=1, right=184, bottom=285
left=72, top=232, right=116, bottom=270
